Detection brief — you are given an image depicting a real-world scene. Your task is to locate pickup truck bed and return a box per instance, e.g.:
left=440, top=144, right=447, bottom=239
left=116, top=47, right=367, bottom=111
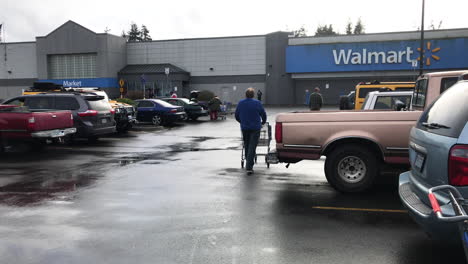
left=0, top=106, right=76, bottom=150
left=277, top=110, right=421, bottom=163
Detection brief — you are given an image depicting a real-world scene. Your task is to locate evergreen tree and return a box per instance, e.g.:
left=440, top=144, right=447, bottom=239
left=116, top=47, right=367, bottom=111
left=315, top=24, right=337, bottom=36
left=345, top=21, right=353, bottom=35
left=353, top=18, right=365, bottom=34
left=121, top=30, right=128, bottom=41
left=141, top=25, right=152, bottom=41
left=293, top=25, right=307, bottom=37
left=127, top=23, right=141, bottom=42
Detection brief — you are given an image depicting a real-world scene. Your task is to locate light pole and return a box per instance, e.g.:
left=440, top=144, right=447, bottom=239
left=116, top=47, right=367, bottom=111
left=419, top=0, right=425, bottom=76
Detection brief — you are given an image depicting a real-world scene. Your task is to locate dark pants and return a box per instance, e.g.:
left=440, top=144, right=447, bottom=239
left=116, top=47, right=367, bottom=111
left=242, top=130, right=260, bottom=170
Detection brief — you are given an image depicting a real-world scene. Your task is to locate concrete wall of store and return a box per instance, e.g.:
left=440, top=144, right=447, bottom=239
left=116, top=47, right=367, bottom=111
left=294, top=76, right=415, bottom=105
left=36, top=21, right=126, bottom=79
left=265, top=32, right=295, bottom=105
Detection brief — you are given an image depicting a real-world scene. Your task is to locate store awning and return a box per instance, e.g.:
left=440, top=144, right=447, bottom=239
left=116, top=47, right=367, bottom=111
left=118, top=64, right=189, bottom=75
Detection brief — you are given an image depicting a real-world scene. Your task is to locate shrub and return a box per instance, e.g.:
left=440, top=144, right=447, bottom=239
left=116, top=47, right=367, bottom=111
left=115, top=98, right=137, bottom=106
left=197, top=90, right=215, bottom=102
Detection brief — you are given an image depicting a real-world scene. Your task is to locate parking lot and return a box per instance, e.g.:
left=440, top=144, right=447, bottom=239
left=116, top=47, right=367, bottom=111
left=0, top=106, right=465, bottom=264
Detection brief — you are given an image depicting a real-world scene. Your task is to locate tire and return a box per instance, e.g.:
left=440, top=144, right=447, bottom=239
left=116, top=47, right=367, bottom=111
left=324, top=144, right=379, bottom=193
left=152, top=115, right=162, bottom=126
left=339, top=96, right=349, bottom=110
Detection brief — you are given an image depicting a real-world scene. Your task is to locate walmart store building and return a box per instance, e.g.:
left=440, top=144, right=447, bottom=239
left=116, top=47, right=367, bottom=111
left=1, top=20, right=468, bottom=105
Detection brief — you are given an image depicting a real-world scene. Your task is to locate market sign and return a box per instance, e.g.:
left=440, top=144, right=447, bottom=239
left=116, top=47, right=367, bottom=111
left=286, top=38, right=468, bottom=73
left=37, top=78, right=119, bottom=88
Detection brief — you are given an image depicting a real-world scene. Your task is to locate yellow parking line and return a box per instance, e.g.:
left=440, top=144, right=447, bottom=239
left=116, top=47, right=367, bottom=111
left=312, top=206, right=407, bottom=213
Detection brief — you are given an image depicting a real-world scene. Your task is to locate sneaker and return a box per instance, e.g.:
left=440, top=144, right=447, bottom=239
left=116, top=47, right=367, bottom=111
left=246, top=170, right=254, bottom=175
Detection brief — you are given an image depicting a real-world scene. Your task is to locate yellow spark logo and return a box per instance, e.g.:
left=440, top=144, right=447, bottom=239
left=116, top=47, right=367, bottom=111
left=417, top=41, right=441, bottom=66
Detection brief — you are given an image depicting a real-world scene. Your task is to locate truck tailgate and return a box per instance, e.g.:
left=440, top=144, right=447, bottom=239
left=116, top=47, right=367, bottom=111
left=32, top=111, right=74, bottom=131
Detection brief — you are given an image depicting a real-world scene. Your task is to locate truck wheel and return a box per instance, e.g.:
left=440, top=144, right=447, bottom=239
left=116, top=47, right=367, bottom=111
left=325, top=144, right=379, bottom=193
left=152, top=115, right=162, bottom=126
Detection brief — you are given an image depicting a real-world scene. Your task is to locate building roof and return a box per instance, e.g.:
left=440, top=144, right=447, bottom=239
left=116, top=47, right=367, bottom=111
left=118, top=64, right=189, bottom=75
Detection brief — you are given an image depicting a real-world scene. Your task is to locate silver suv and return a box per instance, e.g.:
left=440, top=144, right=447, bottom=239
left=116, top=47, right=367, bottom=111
left=399, top=80, right=468, bottom=242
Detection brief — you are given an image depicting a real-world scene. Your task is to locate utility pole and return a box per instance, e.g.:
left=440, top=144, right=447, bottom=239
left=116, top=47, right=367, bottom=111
left=419, top=0, right=425, bottom=76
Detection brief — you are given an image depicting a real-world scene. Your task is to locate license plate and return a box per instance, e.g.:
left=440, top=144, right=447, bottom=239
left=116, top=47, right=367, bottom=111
left=414, top=152, right=426, bottom=172
left=101, top=118, right=108, bottom=124
left=52, top=130, right=65, bottom=137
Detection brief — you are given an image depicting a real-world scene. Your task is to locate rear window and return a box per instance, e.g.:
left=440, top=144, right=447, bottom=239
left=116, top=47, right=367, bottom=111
left=55, top=97, right=80, bottom=110
left=154, top=99, right=175, bottom=107
left=25, top=97, right=54, bottom=109
left=374, top=95, right=411, bottom=110
left=412, top=79, right=428, bottom=108
left=137, top=101, right=154, bottom=108
left=440, top=77, right=458, bottom=93
left=87, top=99, right=111, bottom=111
left=416, top=82, right=468, bottom=138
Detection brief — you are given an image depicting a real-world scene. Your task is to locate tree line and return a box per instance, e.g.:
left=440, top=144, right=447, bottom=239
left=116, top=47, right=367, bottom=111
left=293, top=18, right=365, bottom=37
left=121, top=22, right=152, bottom=42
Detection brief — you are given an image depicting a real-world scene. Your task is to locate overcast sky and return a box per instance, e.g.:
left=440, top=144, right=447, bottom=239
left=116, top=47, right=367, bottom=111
left=2, top=0, right=468, bottom=42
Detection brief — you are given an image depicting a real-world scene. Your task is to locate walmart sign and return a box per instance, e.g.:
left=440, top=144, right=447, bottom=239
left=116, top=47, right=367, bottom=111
left=286, top=38, right=468, bottom=73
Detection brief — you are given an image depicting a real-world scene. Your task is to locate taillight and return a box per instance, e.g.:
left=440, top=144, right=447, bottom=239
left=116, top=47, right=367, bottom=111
left=449, top=145, right=468, bottom=186
left=77, top=110, right=98, bottom=117
left=170, top=109, right=177, bottom=113
left=27, top=116, right=35, bottom=131
left=275, top=122, right=283, bottom=143
left=110, top=109, right=116, bottom=115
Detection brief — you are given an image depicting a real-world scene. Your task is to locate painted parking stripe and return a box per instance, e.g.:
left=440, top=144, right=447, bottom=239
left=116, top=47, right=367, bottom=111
left=312, top=206, right=407, bottom=213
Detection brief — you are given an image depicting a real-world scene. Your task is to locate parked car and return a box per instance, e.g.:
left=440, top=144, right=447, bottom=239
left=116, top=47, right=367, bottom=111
left=3, top=93, right=116, bottom=140
left=161, top=97, right=208, bottom=121
left=339, top=91, right=355, bottom=110
left=399, top=80, right=468, bottom=242
left=109, top=100, right=136, bottom=132
left=135, top=99, right=186, bottom=126
left=361, top=91, right=413, bottom=110
left=0, top=105, right=76, bottom=151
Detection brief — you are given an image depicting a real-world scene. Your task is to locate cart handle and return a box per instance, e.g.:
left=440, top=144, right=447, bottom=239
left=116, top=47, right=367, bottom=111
left=428, top=185, right=468, bottom=222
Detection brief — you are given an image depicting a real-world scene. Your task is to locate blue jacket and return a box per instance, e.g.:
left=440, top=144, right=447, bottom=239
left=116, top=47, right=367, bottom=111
left=235, top=98, right=267, bottom=131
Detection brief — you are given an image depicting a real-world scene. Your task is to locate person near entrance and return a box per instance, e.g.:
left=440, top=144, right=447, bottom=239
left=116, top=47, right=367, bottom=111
left=309, top=87, right=323, bottom=110
left=257, top=90, right=263, bottom=101
left=208, top=96, right=222, bottom=120
left=235, top=88, right=267, bottom=175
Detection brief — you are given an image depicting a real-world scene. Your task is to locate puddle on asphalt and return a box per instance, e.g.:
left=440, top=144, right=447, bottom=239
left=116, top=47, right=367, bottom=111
left=0, top=169, right=103, bottom=206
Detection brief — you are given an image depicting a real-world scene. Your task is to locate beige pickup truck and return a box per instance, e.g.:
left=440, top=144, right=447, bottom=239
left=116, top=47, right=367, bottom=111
left=272, top=70, right=468, bottom=193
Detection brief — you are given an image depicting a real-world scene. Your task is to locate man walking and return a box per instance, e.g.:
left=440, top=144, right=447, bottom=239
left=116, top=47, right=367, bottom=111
left=235, top=88, right=267, bottom=175
left=309, top=87, right=323, bottom=110
left=257, top=90, right=263, bottom=101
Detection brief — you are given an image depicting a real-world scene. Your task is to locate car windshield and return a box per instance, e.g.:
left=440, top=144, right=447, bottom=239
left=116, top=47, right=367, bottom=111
left=417, top=82, right=468, bottom=138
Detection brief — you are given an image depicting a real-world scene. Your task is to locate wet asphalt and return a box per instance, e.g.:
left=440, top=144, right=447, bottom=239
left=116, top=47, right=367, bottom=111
left=0, top=106, right=465, bottom=264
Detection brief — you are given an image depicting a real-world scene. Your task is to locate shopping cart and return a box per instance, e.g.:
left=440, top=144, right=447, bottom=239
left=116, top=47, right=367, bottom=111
left=241, top=122, right=272, bottom=169
left=428, top=185, right=468, bottom=262
left=217, top=102, right=232, bottom=120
